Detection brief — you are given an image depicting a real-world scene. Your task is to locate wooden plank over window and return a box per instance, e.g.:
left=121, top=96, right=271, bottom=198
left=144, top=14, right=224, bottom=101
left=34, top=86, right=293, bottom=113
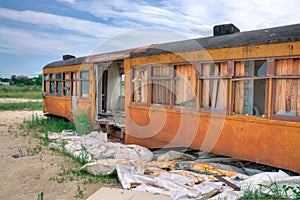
left=273, top=58, right=300, bottom=119
left=174, top=64, right=196, bottom=108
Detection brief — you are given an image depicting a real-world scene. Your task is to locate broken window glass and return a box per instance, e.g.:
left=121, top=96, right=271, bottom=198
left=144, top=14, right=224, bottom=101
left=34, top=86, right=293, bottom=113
left=233, top=60, right=267, bottom=116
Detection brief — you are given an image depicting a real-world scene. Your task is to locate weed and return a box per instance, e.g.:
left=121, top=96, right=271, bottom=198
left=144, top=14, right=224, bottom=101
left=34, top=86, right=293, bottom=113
left=26, top=145, right=42, bottom=156
left=203, top=167, right=211, bottom=175
left=74, top=109, right=91, bottom=135
left=74, top=186, right=84, bottom=198
left=19, top=114, right=75, bottom=134
left=18, top=147, right=23, bottom=157
left=37, top=191, right=44, bottom=200
left=240, top=181, right=300, bottom=199
left=0, top=102, right=42, bottom=111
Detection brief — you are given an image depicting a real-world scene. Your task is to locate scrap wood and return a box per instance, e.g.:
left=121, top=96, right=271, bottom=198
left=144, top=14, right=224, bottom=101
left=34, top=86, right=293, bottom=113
left=214, top=175, right=240, bottom=191
left=199, top=188, right=221, bottom=200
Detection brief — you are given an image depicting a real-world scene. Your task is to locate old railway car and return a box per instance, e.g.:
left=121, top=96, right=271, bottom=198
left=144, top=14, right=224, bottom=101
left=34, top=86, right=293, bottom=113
left=43, top=23, right=300, bottom=172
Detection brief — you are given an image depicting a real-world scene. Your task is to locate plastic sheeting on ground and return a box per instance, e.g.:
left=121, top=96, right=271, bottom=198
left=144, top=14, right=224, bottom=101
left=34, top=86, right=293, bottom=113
left=47, top=131, right=299, bottom=199
left=47, top=131, right=153, bottom=163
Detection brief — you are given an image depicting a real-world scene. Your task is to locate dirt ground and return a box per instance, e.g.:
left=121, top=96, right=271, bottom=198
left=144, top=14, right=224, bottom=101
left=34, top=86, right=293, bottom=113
left=0, top=110, right=117, bottom=200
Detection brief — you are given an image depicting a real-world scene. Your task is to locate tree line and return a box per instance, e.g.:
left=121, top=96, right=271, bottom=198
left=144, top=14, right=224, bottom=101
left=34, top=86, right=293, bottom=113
left=0, top=75, right=42, bottom=86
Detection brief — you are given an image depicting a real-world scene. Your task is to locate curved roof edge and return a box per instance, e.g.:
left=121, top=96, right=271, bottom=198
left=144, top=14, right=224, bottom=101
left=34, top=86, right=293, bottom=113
left=43, top=23, right=300, bottom=69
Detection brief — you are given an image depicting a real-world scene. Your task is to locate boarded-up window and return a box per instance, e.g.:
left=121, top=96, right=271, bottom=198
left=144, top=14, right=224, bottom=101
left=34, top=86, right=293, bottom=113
left=174, top=64, right=196, bottom=107
left=132, top=67, right=148, bottom=104
left=200, top=62, right=228, bottom=111
left=274, top=58, right=300, bottom=118
left=151, top=66, right=172, bottom=105
left=233, top=60, right=267, bottom=116
left=80, top=71, right=89, bottom=98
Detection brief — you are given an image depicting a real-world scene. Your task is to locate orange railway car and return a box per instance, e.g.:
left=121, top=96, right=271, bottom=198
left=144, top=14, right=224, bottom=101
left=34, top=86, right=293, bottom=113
left=43, top=23, right=300, bottom=172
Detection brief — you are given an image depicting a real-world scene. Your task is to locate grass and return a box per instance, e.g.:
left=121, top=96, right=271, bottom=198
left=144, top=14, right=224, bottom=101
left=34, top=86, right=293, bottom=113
left=19, top=114, right=75, bottom=134
left=74, top=109, right=91, bottom=135
left=240, top=181, right=300, bottom=199
left=0, top=85, right=42, bottom=99
left=0, top=102, right=42, bottom=111
left=18, top=114, right=119, bottom=186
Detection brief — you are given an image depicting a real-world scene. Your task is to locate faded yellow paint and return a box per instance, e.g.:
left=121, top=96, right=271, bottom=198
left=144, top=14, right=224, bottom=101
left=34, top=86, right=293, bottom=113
left=130, top=41, right=300, bottom=66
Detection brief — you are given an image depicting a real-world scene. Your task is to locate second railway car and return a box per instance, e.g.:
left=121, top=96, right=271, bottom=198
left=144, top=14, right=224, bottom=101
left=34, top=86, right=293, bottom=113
left=43, top=23, right=300, bottom=172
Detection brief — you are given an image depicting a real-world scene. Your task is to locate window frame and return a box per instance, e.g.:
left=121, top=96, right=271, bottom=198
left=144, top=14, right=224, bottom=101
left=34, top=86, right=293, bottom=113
left=197, top=61, right=230, bottom=114
left=131, top=66, right=149, bottom=106
left=79, top=71, right=90, bottom=99
left=271, top=57, right=300, bottom=122
left=231, top=59, right=269, bottom=118
left=173, top=63, right=197, bottom=111
left=149, top=64, right=173, bottom=108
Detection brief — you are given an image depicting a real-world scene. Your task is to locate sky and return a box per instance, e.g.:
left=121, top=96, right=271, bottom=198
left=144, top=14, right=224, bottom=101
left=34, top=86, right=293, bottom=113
left=0, top=0, right=299, bottom=77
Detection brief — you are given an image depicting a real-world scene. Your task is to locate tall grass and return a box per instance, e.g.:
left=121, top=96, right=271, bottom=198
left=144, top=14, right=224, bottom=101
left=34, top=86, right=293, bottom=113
left=74, top=109, right=91, bottom=135
left=19, top=114, right=75, bottom=133
left=0, top=85, right=42, bottom=99
left=0, top=102, right=42, bottom=111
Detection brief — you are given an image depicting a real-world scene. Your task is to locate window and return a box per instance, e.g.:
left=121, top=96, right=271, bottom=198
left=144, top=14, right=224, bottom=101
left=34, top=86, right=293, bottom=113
left=50, top=74, right=55, bottom=95
left=132, top=67, right=148, bottom=104
left=233, top=60, right=267, bottom=116
left=80, top=71, right=89, bottom=98
left=150, top=65, right=172, bottom=106
left=43, top=74, right=50, bottom=93
left=272, top=58, right=300, bottom=120
left=56, top=73, right=62, bottom=96
left=174, top=64, right=196, bottom=108
left=120, top=73, right=125, bottom=96
left=199, top=62, right=229, bottom=112
left=63, top=73, right=71, bottom=96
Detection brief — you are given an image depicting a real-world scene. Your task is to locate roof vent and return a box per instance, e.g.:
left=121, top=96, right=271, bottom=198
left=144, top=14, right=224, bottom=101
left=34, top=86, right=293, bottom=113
left=213, top=24, right=240, bottom=36
left=63, top=54, right=76, bottom=60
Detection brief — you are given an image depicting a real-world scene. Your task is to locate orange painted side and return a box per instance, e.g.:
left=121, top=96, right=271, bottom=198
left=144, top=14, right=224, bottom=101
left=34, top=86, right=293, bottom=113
left=43, top=63, right=95, bottom=122
left=125, top=106, right=300, bottom=172
left=43, top=96, right=72, bottom=120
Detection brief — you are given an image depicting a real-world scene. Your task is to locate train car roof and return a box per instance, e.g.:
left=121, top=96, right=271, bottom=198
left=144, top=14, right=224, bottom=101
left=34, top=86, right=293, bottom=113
left=44, top=23, right=300, bottom=68
left=130, top=23, right=300, bottom=57
left=43, top=48, right=134, bottom=69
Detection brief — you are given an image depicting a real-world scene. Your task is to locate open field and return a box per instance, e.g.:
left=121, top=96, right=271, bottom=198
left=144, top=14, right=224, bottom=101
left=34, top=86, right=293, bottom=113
left=0, top=101, right=43, bottom=111
left=0, top=86, right=42, bottom=99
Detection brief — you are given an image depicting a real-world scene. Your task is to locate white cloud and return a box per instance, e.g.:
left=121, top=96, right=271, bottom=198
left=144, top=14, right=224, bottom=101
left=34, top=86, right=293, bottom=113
left=64, top=0, right=300, bottom=34
left=0, top=7, right=126, bottom=38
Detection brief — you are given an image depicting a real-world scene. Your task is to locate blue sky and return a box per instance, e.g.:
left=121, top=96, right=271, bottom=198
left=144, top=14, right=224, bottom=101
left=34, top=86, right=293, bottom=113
left=0, top=0, right=299, bottom=77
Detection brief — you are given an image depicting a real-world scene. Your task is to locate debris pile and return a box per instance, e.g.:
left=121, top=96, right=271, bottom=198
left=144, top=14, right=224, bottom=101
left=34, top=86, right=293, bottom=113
left=47, top=130, right=300, bottom=200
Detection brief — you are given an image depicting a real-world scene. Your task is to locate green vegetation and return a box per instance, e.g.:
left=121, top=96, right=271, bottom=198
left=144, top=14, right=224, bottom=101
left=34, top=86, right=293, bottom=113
left=0, top=74, right=42, bottom=86
left=74, top=186, right=84, bottom=198
left=74, top=109, right=91, bottom=135
left=0, top=102, right=42, bottom=111
left=19, top=114, right=75, bottom=134
left=37, top=192, right=44, bottom=200
left=0, top=85, right=42, bottom=99
left=18, top=114, right=119, bottom=187
left=240, top=182, right=300, bottom=199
